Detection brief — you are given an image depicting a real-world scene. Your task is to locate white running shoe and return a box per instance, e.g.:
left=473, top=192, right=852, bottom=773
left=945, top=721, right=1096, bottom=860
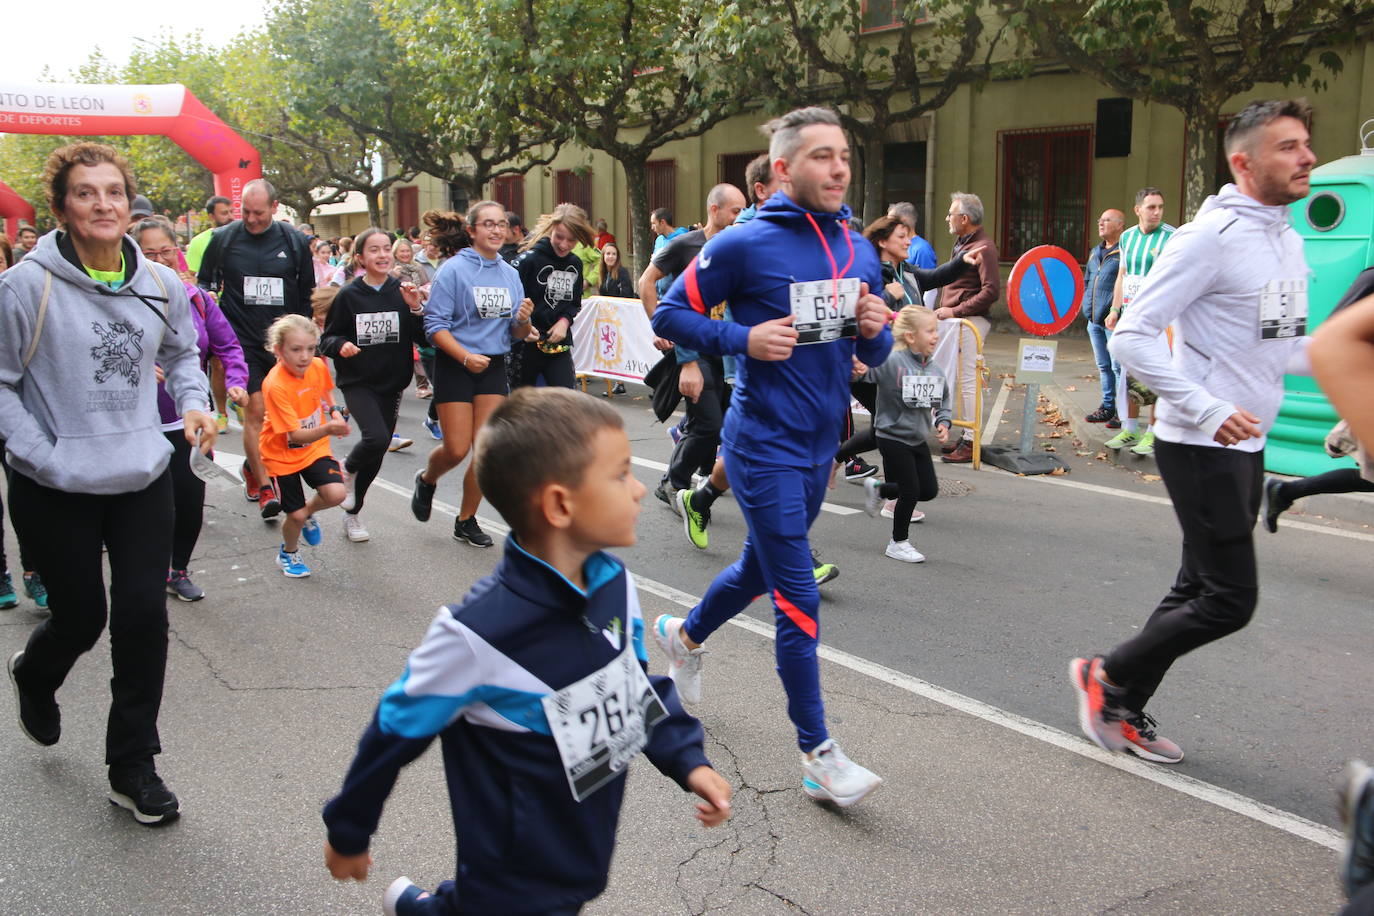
left=653, top=614, right=705, bottom=704
left=343, top=513, right=370, bottom=542
left=863, top=477, right=883, bottom=517
left=884, top=540, right=926, bottom=563
left=340, top=467, right=356, bottom=512
left=880, top=501, right=923, bottom=522
left=388, top=433, right=413, bottom=452
left=802, top=739, right=882, bottom=807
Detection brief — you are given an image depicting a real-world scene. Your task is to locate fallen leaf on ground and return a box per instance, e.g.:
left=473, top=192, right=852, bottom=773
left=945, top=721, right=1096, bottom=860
left=1141, top=474, right=1162, bottom=482
left=1075, top=450, right=1093, bottom=457
left=1095, top=451, right=1109, bottom=461
left=1065, top=385, right=1078, bottom=391
left=1050, top=467, right=1067, bottom=475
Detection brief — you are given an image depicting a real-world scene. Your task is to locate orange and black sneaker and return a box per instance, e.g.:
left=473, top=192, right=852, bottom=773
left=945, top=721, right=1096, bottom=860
left=1121, top=710, right=1184, bottom=764
left=241, top=463, right=261, bottom=502
left=1070, top=656, right=1130, bottom=753
left=258, top=482, right=282, bottom=519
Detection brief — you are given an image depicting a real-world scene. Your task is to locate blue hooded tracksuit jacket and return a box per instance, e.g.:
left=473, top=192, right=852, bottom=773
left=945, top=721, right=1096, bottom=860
left=322, top=538, right=710, bottom=914
left=651, top=192, right=892, bottom=751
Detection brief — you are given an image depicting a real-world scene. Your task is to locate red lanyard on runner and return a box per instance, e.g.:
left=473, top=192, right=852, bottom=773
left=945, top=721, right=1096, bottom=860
left=805, top=213, right=856, bottom=320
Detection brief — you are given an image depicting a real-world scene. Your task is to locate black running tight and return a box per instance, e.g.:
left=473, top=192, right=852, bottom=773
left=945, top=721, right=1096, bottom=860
left=340, top=386, right=402, bottom=515
left=875, top=436, right=939, bottom=542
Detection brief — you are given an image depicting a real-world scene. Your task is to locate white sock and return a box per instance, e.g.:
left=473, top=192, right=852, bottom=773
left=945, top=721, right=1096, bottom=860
left=1122, top=418, right=1139, bottom=433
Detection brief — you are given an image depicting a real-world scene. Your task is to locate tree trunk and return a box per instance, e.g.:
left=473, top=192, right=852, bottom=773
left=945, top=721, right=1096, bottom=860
left=623, top=156, right=653, bottom=277
left=365, top=189, right=383, bottom=230
left=861, top=127, right=887, bottom=226
left=1181, top=101, right=1223, bottom=222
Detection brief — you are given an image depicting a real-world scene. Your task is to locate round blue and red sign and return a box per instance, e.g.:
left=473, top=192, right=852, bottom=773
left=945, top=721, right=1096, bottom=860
left=1007, top=245, right=1084, bottom=336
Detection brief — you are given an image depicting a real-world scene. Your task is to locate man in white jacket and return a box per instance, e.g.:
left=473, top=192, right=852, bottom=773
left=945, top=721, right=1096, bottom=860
left=1071, top=98, right=1317, bottom=764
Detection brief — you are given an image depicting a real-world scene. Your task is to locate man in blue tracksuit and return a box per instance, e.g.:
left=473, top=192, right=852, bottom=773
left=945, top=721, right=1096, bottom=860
left=651, top=107, right=892, bottom=808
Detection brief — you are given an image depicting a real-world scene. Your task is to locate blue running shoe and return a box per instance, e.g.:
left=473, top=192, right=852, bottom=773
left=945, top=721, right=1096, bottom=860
left=423, top=417, right=442, bottom=440
left=23, top=573, right=47, bottom=611
left=666, top=419, right=684, bottom=446
left=0, top=573, right=16, bottom=610
left=277, top=546, right=311, bottom=578
left=301, top=516, right=322, bottom=547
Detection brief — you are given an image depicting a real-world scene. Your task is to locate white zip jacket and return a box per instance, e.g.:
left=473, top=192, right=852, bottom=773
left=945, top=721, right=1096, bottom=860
left=1109, top=184, right=1312, bottom=451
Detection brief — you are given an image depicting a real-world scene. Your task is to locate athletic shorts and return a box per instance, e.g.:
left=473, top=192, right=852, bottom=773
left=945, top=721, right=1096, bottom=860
left=245, top=345, right=277, bottom=395
left=272, top=456, right=343, bottom=514
left=433, top=351, right=508, bottom=403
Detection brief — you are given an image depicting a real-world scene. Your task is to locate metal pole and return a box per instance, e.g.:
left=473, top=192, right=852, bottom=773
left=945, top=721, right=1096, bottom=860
left=1019, top=382, right=1039, bottom=455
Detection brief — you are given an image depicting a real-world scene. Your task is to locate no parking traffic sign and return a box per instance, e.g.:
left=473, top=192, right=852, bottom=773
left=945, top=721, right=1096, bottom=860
left=1007, top=245, right=1084, bottom=336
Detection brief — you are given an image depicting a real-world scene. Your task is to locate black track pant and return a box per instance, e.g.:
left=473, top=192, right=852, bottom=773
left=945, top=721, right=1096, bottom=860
left=1275, top=467, right=1374, bottom=506
left=165, top=431, right=205, bottom=571
left=340, top=386, right=402, bottom=516
left=875, top=436, right=939, bottom=542
left=9, top=468, right=173, bottom=769
left=667, top=357, right=726, bottom=490
left=1104, top=441, right=1263, bottom=713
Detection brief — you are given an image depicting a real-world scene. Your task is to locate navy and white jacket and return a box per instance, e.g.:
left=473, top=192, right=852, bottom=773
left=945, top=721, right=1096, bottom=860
left=322, top=537, right=710, bottom=914
left=652, top=192, right=892, bottom=468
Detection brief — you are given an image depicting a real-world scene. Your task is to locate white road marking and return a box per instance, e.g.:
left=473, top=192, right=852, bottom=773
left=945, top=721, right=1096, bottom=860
left=980, top=379, right=1013, bottom=443
left=214, top=450, right=1347, bottom=849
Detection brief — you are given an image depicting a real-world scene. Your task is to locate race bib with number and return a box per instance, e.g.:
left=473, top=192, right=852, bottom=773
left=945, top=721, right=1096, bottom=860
left=901, top=374, right=944, bottom=408
left=542, top=640, right=668, bottom=802
left=1121, top=274, right=1144, bottom=307
left=1259, top=278, right=1308, bottom=340
left=790, top=277, right=859, bottom=345
left=473, top=286, right=513, bottom=319
left=288, top=404, right=324, bottom=449
left=355, top=311, right=400, bottom=346
left=244, top=276, right=285, bottom=307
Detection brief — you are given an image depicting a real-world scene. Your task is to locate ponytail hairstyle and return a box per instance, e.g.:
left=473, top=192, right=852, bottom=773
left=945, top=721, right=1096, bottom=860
left=265, top=313, right=320, bottom=353
left=520, top=202, right=595, bottom=253
left=422, top=209, right=471, bottom=257
left=891, top=305, right=936, bottom=350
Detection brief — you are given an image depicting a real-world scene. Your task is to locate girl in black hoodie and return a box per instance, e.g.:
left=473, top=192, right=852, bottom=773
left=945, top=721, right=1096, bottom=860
left=509, top=203, right=596, bottom=389
left=320, top=227, right=425, bottom=542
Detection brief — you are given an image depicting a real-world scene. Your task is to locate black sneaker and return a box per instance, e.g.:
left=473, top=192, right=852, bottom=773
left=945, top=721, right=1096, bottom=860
left=844, top=457, right=878, bottom=482
left=1261, top=477, right=1290, bottom=534
left=8, top=651, right=59, bottom=746
left=654, top=480, right=677, bottom=507
left=411, top=470, right=436, bottom=522
left=1085, top=406, right=1116, bottom=423
left=453, top=517, right=494, bottom=548
left=1105, top=416, right=1122, bottom=430
left=108, top=765, right=180, bottom=825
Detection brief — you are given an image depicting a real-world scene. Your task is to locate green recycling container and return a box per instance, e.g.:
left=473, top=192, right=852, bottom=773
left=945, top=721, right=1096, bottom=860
left=1268, top=151, right=1372, bottom=476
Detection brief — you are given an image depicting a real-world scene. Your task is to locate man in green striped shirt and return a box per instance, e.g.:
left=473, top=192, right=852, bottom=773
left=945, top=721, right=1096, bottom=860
left=1105, top=187, right=1175, bottom=455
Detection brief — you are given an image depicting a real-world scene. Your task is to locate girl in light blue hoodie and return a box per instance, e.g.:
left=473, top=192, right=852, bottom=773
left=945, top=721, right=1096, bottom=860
left=410, top=202, right=534, bottom=548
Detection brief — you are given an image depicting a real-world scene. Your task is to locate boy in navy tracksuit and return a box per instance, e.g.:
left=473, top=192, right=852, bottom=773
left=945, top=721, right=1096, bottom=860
left=322, top=387, right=732, bottom=915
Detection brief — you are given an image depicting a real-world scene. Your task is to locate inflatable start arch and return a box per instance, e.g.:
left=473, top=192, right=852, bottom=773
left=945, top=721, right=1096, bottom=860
left=0, top=180, right=35, bottom=242
left=0, top=82, right=261, bottom=222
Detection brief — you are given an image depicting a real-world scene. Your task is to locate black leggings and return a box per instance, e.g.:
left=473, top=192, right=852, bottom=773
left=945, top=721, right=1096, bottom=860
left=667, top=358, right=726, bottom=489
left=875, top=436, right=939, bottom=542
left=0, top=442, right=34, bottom=576
left=516, top=342, right=576, bottom=389
left=1274, top=467, right=1374, bottom=507
left=1105, top=441, right=1263, bottom=714
left=9, top=468, right=173, bottom=768
left=165, top=431, right=205, bottom=571
left=340, top=386, right=402, bottom=516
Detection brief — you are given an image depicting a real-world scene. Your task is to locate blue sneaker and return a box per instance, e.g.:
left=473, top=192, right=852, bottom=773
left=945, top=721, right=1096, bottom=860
left=277, top=546, right=311, bottom=578
left=423, top=417, right=442, bottom=440
left=0, top=573, right=17, bottom=610
left=666, top=419, right=684, bottom=445
left=301, top=515, right=322, bottom=547
left=384, top=876, right=438, bottom=915
left=23, top=573, right=47, bottom=611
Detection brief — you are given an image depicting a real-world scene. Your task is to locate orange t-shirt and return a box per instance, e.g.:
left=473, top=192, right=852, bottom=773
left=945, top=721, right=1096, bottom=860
left=260, top=358, right=337, bottom=476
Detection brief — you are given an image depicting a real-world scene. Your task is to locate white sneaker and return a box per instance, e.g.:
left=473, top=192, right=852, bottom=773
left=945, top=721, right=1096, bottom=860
left=884, top=540, right=925, bottom=563
left=343, top=513, right=370, bottom=542
left=863, top=477, right=883, bottom=517
left=653, top=614, right=705, bottom=704
left=340, top=467, right=356, bottom=512
left=388, top=433, right=413, bottom=452
left=880, top=501, right=923, bottom=522
left=802, top=739, right=882, bottom=807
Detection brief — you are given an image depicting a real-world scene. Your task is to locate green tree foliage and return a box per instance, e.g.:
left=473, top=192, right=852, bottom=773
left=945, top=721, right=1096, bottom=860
left=418, top=0, right=755, bottom=272
left=1007, top=0, right=1374, bottom=217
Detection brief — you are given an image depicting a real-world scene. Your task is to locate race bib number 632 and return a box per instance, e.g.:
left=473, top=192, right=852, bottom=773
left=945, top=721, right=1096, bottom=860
left=790, top=277, right=859, bottom=345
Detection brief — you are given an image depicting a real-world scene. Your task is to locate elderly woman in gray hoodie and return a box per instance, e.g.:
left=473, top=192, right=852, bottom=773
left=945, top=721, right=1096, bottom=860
left=0, top=143, right=215, bottom=827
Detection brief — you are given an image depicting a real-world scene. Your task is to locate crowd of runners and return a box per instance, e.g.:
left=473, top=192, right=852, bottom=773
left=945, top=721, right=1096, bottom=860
left=1, top=98, right=1373, bottom=915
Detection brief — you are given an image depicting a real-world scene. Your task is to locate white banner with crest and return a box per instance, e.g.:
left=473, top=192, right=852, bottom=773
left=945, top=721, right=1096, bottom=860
left=571, top=296, right=660, bottom=383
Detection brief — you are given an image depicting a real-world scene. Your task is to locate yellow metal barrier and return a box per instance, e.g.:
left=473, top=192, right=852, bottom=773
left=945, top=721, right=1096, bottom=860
left=947, top=318, right=988, bottom=471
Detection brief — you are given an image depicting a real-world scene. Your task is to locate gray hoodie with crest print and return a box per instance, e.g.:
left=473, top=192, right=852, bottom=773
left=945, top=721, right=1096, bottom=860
left=0, top=231, right=210, bottom=494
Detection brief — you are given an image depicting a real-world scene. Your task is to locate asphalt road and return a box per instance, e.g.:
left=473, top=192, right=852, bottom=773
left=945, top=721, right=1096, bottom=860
left=0, top=375, right=1366, bottom=915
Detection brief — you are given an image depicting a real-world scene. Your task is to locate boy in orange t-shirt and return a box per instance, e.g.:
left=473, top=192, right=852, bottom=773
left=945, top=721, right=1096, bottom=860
left=260, top=315, right=349, bottom=578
